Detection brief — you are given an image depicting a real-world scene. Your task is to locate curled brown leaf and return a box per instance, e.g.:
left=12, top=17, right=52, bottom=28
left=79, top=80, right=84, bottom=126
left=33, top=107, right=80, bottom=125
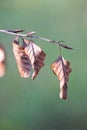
left=23, top=39, right=46, bottom=79
left=51, top=56, right=72, bottom=99
left=13, top=37, right=31, bottom=78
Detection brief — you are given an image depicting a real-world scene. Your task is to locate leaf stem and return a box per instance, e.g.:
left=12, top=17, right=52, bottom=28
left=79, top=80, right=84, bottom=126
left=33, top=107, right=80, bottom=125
left=59, top=44, right=62, bottom=56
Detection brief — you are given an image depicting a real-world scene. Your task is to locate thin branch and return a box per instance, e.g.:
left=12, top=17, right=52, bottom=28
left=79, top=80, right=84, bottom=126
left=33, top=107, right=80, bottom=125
left=0, top=29, right=73, bottom=50
left=0, top=29, right=26, bottom=37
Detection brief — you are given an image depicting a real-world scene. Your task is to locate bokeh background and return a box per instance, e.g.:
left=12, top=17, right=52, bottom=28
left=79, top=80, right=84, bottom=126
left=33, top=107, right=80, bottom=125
left=0, top=0, right=87, bottom=130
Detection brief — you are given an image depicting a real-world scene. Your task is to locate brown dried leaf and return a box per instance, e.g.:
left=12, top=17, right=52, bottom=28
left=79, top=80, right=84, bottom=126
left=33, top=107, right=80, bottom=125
left=23, top=39, right=46, bottom=79
left=0, top=45, right=6, bottom=77
left=51, top=56, right=72, bottom=99
left=13, top=37, right=32, bottom=78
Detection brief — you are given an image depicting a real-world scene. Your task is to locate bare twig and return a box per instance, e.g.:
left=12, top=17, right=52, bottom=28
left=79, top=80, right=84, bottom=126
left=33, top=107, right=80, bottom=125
left=0, top=29, right=73, bottom=50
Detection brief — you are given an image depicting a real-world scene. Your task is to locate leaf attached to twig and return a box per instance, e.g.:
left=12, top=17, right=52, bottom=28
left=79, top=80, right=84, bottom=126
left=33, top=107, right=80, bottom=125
left=23, top=39, right=46, bottom=79
left=51, top=56, right=72, bottom=99
left=13, top=37, right=31, bottom=78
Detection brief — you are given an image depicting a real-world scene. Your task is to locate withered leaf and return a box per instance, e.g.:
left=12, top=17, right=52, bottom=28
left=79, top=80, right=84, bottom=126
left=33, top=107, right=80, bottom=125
left=0, top=45, right=6, bottom=77
left=13, top=37, right=32, bottom=78
left=51, top=56, right=72, bottom=99
left=23, top=39, right=46, bottom=79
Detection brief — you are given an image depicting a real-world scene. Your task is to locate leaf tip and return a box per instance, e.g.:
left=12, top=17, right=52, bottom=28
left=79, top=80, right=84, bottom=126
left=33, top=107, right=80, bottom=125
left=59, top=84, right=67, bottom=100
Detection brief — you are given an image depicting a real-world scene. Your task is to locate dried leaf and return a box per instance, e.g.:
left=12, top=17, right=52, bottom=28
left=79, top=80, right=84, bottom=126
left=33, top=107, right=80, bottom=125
left=0, top=45, right=6, bottom=77
left=23, top=39, right=46, bottom=79
left=13, top=37, right=31, bottom=78
left=51, top=56, right=72, bottom=99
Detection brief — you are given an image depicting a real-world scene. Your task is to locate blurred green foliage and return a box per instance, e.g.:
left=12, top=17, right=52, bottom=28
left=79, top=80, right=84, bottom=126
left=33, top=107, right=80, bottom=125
left=0, top=0, right=87, bottom=129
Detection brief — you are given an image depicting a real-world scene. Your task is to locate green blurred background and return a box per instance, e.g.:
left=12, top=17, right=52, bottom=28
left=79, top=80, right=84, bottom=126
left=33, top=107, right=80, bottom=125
left=0, top=0, right=87, bottom=130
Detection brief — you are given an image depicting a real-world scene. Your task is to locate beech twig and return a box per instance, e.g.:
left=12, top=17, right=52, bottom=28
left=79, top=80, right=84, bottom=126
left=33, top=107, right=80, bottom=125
left=0, top=29, right=73, bottom=50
